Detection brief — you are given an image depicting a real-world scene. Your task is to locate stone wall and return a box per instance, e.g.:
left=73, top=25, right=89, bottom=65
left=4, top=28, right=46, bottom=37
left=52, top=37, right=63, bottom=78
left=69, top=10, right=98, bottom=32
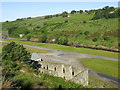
left=38, top=61, right=88, bottom=86
left=71, top=69, right=88, bottom=86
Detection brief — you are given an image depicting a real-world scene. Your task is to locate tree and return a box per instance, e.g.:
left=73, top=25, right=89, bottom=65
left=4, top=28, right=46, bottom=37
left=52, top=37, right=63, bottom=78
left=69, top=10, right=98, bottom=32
left=2, top=42, right=31, bottom=63
left=71, top=10, right=76, bottom=14
left=79, top=10, right=83, bottom=13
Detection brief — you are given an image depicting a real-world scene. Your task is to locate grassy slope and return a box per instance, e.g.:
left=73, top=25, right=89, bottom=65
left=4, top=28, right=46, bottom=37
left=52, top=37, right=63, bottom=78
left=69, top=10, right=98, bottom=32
left=81, top=58, right=118, bottom=78
left=88, top=75, right=118, bottom=88
left=4, top=39, right=118, bottom=59
left=2, top=12, right=118, bottom=50
left=11, top=71, right=85, bottom=88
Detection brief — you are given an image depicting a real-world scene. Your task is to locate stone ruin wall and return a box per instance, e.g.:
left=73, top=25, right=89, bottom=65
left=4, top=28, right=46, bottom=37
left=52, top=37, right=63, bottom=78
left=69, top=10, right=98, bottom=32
left=38, top=61, right=88, bottom=86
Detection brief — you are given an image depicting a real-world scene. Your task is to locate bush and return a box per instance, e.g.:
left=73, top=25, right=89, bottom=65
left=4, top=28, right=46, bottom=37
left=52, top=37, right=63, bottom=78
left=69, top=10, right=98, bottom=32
left=62, top=11, right=68, bottom=17
left=36, top=26, right=40, bottom=28
left=39, top=34, right=47, bottom=43
left=27, top=35, right=31, bottom=41
left=6, top=20, right=9, bottom=22
left=93, top=38, right=98, bottom=42
left=43, top=22, right=47, bottom=25
left=84, top=31, right=89, bottom=35
left=80, top=32, right=83, bottom=35
left=83, top=21, right=86, bottom=23
left=104, top=37, right=110, bottom=41
left=92, top=6, right=117, bottom=20
left=44, top=15, right=52, bottom=19
left=56, top=37, right=68, bottom=45
left=2, top=42, right=31, bottom=63
left=27, top=17, right=31, bottom=19
left=64, top=20, right=68, bottom=23
left=71, top=10, right=76, bottom=14
left=79, top=10, right=83, bottom=13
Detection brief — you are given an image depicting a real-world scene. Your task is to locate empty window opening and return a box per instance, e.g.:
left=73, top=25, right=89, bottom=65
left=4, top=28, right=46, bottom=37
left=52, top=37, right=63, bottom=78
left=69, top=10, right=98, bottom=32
left=63, top=68, right=65, bottom=73
left=47, top=65, right=48, bottom=70
left=44, top=67, right=45, bottom=69
left=64, top=76, right=65, bottom=79
left=54, top=67, right=56, bottom=71
left=72, top=72, right=74, bottom=76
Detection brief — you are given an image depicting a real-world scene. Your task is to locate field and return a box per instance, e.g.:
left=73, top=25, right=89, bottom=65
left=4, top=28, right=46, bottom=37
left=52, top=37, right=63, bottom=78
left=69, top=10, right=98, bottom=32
left=4, top=39, right=118, bottom=59
left=81, top=58, right=119, bottom=78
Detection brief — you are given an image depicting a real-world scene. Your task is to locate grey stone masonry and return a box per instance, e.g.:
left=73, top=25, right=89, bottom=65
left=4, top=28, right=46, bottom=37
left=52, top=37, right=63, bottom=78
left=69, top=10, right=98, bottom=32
left=38, top=61, right=88, bottom=86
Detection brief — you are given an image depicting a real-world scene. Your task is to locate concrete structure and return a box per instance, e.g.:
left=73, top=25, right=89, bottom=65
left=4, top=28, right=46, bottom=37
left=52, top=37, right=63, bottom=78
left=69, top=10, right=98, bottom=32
left=38, top=61, right=88, bottom=86
left=31, top=53, right=43, bottom=61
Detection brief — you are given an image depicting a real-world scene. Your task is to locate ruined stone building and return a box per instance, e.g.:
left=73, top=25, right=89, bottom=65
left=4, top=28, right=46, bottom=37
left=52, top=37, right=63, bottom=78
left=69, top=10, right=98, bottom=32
left=38, top=61, right=88, bottom=86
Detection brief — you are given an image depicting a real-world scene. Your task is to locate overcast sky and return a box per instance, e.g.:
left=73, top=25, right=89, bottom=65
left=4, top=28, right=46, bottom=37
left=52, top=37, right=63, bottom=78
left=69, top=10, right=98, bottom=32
left=1, top=1, right=118, bottom=22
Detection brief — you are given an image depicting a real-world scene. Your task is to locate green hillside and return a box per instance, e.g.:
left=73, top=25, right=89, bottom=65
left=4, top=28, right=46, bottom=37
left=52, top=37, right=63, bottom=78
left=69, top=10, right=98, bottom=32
left=2, top=6, right=119, bottom=51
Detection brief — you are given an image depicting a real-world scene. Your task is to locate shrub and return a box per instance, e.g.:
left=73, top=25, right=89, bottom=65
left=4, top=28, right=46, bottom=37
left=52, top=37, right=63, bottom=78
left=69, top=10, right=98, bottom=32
left=39, top=34, right=47, bottom=43
left=56, top=37, right=68, bottom=45
left=24, top=30, right=29, bottom=35
left=64, top=20, right=68, bottom=23
left=27, top=35, right=31, bottom=41
left=43, top=22, right=47, bottom=25
left=104, top=37, right=110, bottom=41
left=27, top=17, right=31, bottom=19
left=62, top=11, right=68, bottom=17
left=6, top=20, right=9, bottom=22
left=55, top=14, right=59, bottom=17
left=71, top=10, right=76, bottom=14
left=83, top=21, right=86, bottom=23
left=36, top=26, right=40, bottom=28
left=2, top=42, right=31, bottom=63
left=44, top=15, right=52, bottom=19
left=29, top=24, right=32, bottom=26
left=80, top=32, right=83, bottom=35
left=84, top=31, right=89, bottom=35
left=93, top=38, right=98, bottom=42
left=79, top=10, right=83, bottom=13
